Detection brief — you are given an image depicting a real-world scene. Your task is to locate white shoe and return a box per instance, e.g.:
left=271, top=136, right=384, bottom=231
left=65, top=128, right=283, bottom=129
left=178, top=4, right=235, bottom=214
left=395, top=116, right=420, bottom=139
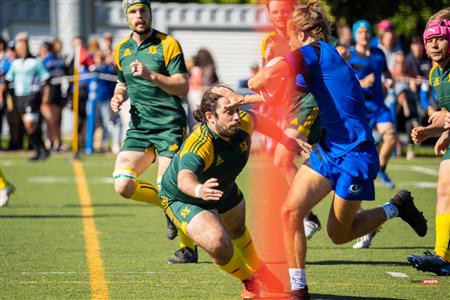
left=353, top=229, right=379, bottom=249
left=0, top=183, right=15, bottom=207
left=304, top=218, right=321, bottom=240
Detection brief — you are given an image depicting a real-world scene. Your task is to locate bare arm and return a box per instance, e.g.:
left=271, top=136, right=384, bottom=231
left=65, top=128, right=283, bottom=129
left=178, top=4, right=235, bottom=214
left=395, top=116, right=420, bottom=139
left=177, top=169, right=223, bottom=201
left=411, top=111, right=447, bottom=144
left=110, top=81, right=128, bottom=113
left=248, top=59, right=290, bottom=91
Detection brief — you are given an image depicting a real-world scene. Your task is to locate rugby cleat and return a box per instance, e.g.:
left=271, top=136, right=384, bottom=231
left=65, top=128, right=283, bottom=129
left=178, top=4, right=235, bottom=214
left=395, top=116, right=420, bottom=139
left=352, top=228, right=380, bottom=249
left=167, top=246, right=198, bottom=264
left=288, top=286, right=310, bottom=300
left=389, top=190, right=427, bottom=237
left=304, top=212, right=321, bottom=240
left=165, top=215, right=178, bottom=240
left=407, top=251, right=450, bottom=276
left=254, top=262, right=284, bottom=292
left=377, top=170, right=395, bottom=189
left=241, top=276, right=260, bottom=300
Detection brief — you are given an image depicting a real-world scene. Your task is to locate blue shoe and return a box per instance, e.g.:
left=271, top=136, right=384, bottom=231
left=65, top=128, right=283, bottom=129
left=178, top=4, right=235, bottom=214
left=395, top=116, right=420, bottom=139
left=378, top=170, right=395, bottom=189
left=407, top=251, right=450, bottom=276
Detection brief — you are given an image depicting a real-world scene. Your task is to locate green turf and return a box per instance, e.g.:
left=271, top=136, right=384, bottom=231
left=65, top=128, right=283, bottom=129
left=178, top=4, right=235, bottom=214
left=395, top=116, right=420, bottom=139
left=0, top=153, right=448, bottom=299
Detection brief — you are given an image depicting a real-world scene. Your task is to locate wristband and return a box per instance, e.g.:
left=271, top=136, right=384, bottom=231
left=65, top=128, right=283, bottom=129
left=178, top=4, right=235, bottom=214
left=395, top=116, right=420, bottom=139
left=194, top=184, right=202, bottom=198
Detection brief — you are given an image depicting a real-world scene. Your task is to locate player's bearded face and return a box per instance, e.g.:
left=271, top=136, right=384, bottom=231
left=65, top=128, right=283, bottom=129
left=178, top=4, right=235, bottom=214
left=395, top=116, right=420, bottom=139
left=127, top=5, right=151, bottom=34
left=214, top=98, right=240, bottom=139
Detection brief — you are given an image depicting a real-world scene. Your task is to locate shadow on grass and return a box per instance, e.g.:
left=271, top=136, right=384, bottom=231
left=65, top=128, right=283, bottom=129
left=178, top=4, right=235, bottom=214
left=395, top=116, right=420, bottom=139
left=310, top=294, right=402, bottom=300
left=307, top=260, right=409, bottom=266
left=0, top=213, right=133, bottom=219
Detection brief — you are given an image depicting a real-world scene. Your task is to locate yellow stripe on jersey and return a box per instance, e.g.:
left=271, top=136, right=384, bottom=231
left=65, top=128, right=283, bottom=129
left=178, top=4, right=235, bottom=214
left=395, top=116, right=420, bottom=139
left=429, top=65, right=439, bottom=87
left=260, top=32, right=276, bottom=62
left=180, top=126, right=214, bottom=170
left=114, top=35, right=131, bottom=71
left=239, top=111, right=254, bottom=135
left=157, top=32, right=183, bottom=67
left=297, top=106, right=319, bottom=137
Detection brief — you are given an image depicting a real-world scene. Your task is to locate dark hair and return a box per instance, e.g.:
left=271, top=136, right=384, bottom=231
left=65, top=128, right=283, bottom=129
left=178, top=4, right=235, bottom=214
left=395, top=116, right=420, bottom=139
left=265, top=0, right=296, bottom=11
left=41, top=41, right=53, bottom=53
left=193, top=84, right=232, bottom=123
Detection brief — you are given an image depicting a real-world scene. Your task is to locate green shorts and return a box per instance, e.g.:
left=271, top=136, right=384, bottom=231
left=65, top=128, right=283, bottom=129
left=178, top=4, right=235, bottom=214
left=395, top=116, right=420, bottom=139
left=443, top=146, right=450, bottom=161
left=161, top=188, right=244, bottom=231
left=287, top=93, right=321, bottom=145
left=122, top=126, right=186, bottom=158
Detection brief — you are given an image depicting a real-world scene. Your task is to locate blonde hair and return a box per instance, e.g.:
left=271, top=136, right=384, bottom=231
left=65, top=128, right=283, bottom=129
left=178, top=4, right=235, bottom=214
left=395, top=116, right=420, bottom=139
left=427, top=8, right=450, bottom=25
left=288, top=0, right=330, bottom=41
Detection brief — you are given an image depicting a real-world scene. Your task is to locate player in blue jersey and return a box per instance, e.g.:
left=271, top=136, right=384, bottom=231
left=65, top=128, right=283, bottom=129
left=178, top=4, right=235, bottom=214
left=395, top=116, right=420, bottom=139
left=348, top=20, right=397, bottom=190
left=244, top=1, right=427, bottom=299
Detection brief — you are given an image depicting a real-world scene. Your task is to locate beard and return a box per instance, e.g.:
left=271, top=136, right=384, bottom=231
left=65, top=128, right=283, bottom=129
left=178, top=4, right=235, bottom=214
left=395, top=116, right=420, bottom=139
left=216, top=123, right=239, bottom=140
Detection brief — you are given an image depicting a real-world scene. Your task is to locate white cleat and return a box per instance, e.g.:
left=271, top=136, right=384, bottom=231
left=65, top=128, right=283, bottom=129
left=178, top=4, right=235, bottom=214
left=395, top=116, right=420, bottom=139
left=304, top=218, right=321, bottom=240
left=353, top=229, right=380, bottom=249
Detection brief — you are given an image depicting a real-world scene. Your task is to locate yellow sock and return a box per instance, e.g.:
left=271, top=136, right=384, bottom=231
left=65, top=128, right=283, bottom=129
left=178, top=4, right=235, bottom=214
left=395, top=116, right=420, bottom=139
left=232, top=227, right=261, bottom=272
left=0, top=169, right=6, bottom=190
left=214, top=244, right=253, bottom=281
left=178, top=222, right=195, bottom=251
left=130, top=180, right=161, bottom=207
left=435, top=213, right=450, bottom=261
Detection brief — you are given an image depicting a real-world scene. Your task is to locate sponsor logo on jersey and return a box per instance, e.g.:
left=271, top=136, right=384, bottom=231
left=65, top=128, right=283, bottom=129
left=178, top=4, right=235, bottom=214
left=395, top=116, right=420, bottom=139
left=216, top=155, right=224, bottom=166
left=181, top=207, right=191, bottom=218
left=123, top=48, right=132, bottom=57
left=240, top=141, right=248, bottom=153
left=148, top=45, right=157, bottom=54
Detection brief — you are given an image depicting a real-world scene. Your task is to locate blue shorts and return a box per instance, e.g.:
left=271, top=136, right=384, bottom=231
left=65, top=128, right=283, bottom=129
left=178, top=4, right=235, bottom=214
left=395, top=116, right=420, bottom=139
left=306, top=142, right=380, bottom=200
left=367, top=105, right=393, bottom=129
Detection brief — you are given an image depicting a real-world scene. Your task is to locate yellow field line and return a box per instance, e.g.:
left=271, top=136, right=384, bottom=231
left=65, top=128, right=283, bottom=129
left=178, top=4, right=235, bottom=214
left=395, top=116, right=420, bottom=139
left=72, top=161, right=109, bottom=300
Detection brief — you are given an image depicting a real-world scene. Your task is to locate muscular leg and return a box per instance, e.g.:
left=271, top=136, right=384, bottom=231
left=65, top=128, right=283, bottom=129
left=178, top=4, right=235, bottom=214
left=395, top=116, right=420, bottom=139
left=377, top=122, right=396, bottom=170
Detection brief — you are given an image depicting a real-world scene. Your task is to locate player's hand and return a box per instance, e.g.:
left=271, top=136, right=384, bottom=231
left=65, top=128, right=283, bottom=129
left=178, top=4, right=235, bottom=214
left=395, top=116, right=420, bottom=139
left=198, top=178, right=223, bottom=201
left=130, top=60, right=155, bottom=81
left=110, top=94, right=124, bottom=112
left=434, top=130, right=450, bottom=156
left=211, top=86, right=243, bottom=109
left=280, top=135, right=312, bottom=155
left=360, top=73, right=375, bottom=88
left=411, top=126, right=429, bottom=144
left=444, top=112, right=450, bottom=129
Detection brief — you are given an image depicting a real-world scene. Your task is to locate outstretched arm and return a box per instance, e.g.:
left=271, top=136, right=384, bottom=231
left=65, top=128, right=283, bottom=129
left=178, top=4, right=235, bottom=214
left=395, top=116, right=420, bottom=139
left=178, top=169, right=223, bottom=201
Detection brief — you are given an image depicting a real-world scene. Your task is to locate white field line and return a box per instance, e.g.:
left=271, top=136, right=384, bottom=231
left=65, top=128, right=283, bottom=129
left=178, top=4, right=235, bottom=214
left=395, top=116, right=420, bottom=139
left=387, top=271, right=409, bottom=278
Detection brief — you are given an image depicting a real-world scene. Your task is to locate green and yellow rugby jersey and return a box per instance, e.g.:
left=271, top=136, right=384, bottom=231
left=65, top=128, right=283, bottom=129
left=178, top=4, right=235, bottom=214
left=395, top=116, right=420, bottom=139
left=429, top=61, right=450, bottom=160
left=114, top=29, right=187, bottom=130
left=429, top=62, right=450, bottom=112
left=160, top=111, right=254, bottom=212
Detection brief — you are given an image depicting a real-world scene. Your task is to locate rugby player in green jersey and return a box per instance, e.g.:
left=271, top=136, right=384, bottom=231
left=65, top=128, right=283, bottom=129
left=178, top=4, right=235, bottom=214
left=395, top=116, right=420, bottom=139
left=408, top=9, right=450, bottom=276
left=160, top=85, right=311, bottom=299
left=111, top=0, right=194, bottom=263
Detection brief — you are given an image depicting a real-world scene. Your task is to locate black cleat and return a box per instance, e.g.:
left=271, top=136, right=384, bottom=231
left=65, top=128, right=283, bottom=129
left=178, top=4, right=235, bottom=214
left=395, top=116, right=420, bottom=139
left=29, top=150, right=50, bottom=162
left=289, top=286, right=310, bottom=300
left=389, top=190, right=427, bottom=237
left=165, top=215, right=178, bottom=240
left=407, top=250, right=450, bottom=276
left=167, top=246, right=198, bottom=264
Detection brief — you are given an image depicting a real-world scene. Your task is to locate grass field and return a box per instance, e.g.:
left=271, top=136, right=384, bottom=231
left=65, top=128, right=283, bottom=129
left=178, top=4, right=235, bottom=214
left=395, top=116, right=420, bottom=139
left=0, top=152, right=449, bottom=299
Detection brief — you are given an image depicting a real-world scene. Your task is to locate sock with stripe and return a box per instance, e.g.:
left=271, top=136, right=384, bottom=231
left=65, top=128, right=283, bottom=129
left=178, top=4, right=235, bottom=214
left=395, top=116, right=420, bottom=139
left=130, top=180, right=161, bottom=207
left=214, top=244, right=253, bottom=281
left=178, top=225, right=196, bottom=251
left=435, top=213, right=450, bottom=261
left=232, top=227, right=261, bottom=272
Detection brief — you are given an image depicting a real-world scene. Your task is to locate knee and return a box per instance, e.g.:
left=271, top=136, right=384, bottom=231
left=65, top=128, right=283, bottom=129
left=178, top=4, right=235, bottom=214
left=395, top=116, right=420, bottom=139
left=281, top=202, right=304, bottom=228
left=210, top=235, right=233, bottom=265
left=114, top=178, right=135, bottom=198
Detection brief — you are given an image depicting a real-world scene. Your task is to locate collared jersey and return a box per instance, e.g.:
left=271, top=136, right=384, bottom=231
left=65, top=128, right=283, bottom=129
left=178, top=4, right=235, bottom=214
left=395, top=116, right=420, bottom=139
left=285, top=40, right=373, bottom=157
left=160, top=111, right=254, bottom=209
left=261, top=31, right=291, bottom=66
left=429, top=62, right=450, bottom=111
left=114, top=29, right=188, bottom=130
left=348, top=47, right=388, bottom=112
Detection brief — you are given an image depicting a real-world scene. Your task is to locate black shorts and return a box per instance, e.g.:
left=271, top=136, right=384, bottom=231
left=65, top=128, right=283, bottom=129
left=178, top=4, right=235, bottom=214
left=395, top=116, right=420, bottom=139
left=14, top=93, right=41, bottom=115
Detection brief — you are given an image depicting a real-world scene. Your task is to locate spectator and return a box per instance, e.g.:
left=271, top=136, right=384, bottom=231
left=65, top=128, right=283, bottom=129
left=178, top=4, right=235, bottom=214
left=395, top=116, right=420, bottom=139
left=378, top=30, right=403, bottom=71
left=337, top=24, right=353, bottom=48
left=370, top=19, right=402, bottom=51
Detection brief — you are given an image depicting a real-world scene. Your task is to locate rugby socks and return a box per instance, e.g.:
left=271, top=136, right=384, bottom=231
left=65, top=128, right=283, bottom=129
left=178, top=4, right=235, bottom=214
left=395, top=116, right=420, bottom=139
left=214, top=244, right=253, bottom=281
left=130, top=180, right=161, bottom=207
left=435, top=214, right=450, bottom=261
left=0, top=170, right=6, bottom=190
left=232, top=227, right=261, bottom=272
left=288, top=268, right=307, bottom=290
left=178, top=228, right=196, bottom=251
left=381, top=202, right=399, bottom=220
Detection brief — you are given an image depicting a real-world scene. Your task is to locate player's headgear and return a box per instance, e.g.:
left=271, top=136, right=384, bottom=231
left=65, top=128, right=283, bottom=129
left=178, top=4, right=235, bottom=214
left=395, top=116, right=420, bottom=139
left=121, top=0, right=151, bottom=17
left=352, top=20, right=372, bottom=43
left=423, top=19, right=450, bottom=53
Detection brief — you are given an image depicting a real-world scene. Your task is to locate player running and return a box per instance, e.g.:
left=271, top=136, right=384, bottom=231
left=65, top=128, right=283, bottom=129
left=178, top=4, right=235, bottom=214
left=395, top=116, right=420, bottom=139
left=112, top=0, right=195, bottom=263
left=160, top=84, right=310, bottom=299
left=408, top=10, right=450, bottom=276
left=246, top=1, right=428, bottom=298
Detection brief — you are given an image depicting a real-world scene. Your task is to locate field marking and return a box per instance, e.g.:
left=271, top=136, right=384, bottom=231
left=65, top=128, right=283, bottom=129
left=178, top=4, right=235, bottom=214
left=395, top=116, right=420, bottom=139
left=387, top=271, right=409, bottom=278
left=72, top=161, right=109, bottom=300
left=29, top=176, right=112, bottom=184
left=388, top=165, right=438, bottom=177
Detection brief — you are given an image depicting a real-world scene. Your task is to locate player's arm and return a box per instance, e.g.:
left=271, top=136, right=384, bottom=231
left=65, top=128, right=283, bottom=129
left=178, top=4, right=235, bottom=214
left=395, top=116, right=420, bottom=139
left=434, top=129, right=450, bottom=156
left=110, top=79, right=128, bottom=113
left=211, top=86, right=265, bottom=108
left=178, top=169, right=223, bottom=201
left=411, top=111, right=447, bottom=144
left=249, top=110, right=312, bottom=154
left=248, top=59, right=291, bottom=92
